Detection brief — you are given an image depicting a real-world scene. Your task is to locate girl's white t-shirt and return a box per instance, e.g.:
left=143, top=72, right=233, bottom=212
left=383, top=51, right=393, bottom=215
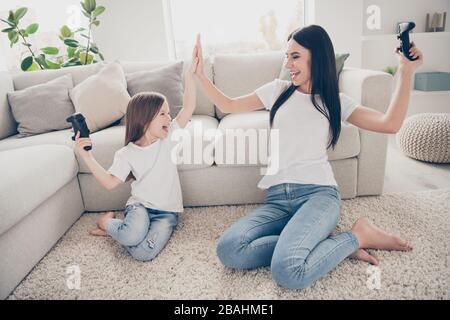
left=108, top=120, right=183, bottom=212
left=255, top=79, right=359, bottom=189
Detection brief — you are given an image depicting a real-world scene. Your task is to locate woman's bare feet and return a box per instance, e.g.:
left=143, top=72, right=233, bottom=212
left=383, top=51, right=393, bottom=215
left=352, top=217, right=413, bottom=251
left=349, top=249, right=379, bottom=265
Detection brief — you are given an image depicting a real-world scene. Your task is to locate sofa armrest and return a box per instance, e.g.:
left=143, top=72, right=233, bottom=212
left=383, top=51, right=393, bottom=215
left=339, top=68, right=393, bottom=196
left=0, top=71, right=16, bottom=139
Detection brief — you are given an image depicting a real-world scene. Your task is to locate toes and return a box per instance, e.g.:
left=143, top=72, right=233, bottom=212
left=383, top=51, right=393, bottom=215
left=360, top=250, right=379, bottom=265
left=395, top=237, right=413, bottom=251
left=366, top=253, right=379, bottom=265
left=403, top=242, right=413, bottom=251
left=350, top=249, right=379, bottom=265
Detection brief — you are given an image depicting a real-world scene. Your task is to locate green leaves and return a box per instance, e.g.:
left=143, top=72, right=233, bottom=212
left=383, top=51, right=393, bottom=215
left=45, top=59, right=61, bottom=69
left=67, top=46, right=76, bottom=58
left=8, top=30, right=19, bottom=47
left=41, top=47, right=59, bottom=55
left=0, top=18, right=16, bottom=27
left=64, top=38, right=79, bottom=48
left=21, top=56, right=33, bottom=71
left=81, top=0, right=96, bottom=14
left=14, top=7, right=28, bottom=21
left=60, top=25, right=73, bottom=38
left=34, top=54, right=48, bottom=68
left=27, top=61, right=40, bottom=71
left=1, top=27, right=15, bottom=33
left=26, top=23, right=38, bottom=35
left=80, top=52, right=94, bottom=65
left=92, top=6, right=105, bottom=18
left=8, top=11, right=16, bottom=24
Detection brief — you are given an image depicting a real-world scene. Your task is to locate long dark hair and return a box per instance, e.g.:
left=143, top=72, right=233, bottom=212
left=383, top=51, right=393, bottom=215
left=269, top=25, right=341, bottom=149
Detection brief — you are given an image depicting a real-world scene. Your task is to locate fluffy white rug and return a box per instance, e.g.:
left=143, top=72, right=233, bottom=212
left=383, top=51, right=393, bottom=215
left=8, top=189, right=450, bottom=300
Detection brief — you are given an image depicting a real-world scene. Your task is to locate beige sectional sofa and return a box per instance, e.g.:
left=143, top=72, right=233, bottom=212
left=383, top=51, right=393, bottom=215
left=0, top=52, right=393, bottom=298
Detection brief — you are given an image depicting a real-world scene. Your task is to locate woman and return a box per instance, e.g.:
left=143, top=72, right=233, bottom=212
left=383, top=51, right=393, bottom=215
left=193, top=25, right=422, bottom=289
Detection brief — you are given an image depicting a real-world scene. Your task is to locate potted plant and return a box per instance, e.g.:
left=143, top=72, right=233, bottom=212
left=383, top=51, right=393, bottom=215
left=0, top=0, right=106, bottom=71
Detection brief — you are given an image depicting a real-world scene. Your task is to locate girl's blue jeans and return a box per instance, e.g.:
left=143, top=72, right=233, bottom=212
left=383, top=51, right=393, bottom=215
left=106, top=203, right=178, bottom=262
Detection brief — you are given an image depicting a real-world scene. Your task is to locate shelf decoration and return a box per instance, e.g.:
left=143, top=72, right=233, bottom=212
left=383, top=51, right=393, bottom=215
left=425, top=12, right=446, bottom=32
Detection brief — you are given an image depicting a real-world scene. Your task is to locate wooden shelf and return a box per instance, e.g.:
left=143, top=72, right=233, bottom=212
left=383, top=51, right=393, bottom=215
left=412, top=89, right=450, bottom=96
left=362, top=31, right=450, bottom=41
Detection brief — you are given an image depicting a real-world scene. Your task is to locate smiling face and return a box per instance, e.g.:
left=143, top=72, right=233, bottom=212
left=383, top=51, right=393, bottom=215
left=145, top=101, right=172, bottom=140
left=284, top=39, right=312, bottom=92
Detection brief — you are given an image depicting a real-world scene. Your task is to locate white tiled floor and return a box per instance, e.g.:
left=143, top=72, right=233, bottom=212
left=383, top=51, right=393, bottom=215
left=383, top=135, right=450, bottom=193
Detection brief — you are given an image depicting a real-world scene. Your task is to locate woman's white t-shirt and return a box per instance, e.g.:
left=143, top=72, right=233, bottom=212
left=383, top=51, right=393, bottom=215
left=255, top=79, right=358, bottom=189
left=108, top=120, right=183, bottom=212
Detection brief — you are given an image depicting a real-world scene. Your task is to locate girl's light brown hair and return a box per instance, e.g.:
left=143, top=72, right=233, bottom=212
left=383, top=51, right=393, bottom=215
left=123, top=92, right=167, bottom=181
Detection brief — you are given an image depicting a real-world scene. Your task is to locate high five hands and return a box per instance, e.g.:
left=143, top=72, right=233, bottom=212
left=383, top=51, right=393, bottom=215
left=191, top=33, right=205, bottom=79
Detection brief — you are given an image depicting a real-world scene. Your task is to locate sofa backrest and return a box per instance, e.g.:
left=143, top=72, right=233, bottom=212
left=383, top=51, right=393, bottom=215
left=12, top=62, right=105, bottom=90
left=213, top=52, right=284, bottom=119
left=0, top=72, right=16, bottom=139
left=9, top=58, right=215, bottom=118
left=120, top=59, right=215, bottom=117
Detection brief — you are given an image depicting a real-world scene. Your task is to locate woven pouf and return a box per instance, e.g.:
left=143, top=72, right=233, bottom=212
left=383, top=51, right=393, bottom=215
left=396, top=113, right=450, bottom=163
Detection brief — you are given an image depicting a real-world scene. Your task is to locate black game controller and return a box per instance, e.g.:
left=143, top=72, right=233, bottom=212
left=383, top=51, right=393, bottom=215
left=397, top=22, right=418, bottom=61
left=66, top=112, right=92, bottom=151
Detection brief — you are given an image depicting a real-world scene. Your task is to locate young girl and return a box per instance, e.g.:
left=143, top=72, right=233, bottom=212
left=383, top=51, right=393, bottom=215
left=193, top=27, right=422, bottom=289
left=74, top=49, right=199, bottom=262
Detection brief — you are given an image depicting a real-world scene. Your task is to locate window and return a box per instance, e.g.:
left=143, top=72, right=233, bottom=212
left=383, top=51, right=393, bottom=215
left=167, top=0, right=305, bottom=59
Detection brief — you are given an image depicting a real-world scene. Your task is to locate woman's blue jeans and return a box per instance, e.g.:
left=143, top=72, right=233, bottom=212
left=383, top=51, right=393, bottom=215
left=106, top=203, right=178, bottom=262
left=216, top=183, right=359, bottom=289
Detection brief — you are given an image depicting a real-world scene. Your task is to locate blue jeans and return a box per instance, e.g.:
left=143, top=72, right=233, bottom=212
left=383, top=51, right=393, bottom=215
left=216, top=183, right=359, bottom=289
left=106, top=203, right=178, bottom=262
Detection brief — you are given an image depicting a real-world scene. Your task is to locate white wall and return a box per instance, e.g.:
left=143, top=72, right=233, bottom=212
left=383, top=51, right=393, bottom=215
left=93, top=0, right=170, bottom=62
left=363, top=0, right=450, bottom=35
left=0, top=0, right=81, bottom=32
left=309, top=0, right=363, bottom=68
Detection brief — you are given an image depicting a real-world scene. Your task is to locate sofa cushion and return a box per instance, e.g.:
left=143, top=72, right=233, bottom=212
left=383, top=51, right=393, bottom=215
left=121, top=59, right=215, bottom=117
left=0, top=71, right=17, bottom=139
left=0, top=129, right=73, bottom=152
left=214, top=111, right=360, bottom=167
left=126, top=61, right=184, bottom=118
left=213, top=52, right=284, bottom=119
left=7, top=74, right=75, bottom=137
left=0, top=145, right=78, bottom=235
left=69, top=62, right=130, bottom=133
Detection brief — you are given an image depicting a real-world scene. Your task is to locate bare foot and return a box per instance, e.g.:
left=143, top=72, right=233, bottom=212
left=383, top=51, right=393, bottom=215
left=352, top=217, right=413, bottom=251
left=349, top=249, right=379, bottom=265
left=89, top=228, right=108, bottom=236
left=96, top=211, right=116, bottom=231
